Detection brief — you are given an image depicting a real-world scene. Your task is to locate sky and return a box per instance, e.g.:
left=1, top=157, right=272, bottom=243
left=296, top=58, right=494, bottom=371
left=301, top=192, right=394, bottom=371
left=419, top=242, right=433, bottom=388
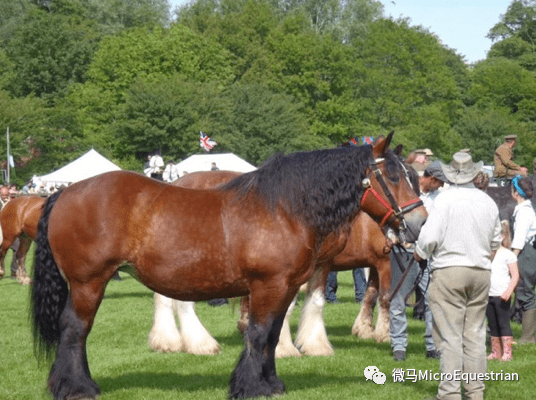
left=168, top=0, right=512, bottom=64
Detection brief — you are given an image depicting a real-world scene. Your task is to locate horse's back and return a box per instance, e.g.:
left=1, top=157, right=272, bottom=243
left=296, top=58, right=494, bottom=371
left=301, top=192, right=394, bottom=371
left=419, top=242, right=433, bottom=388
left=48, top=171, right=227, bottom=258
left=174, top=170, right=241, bottom=189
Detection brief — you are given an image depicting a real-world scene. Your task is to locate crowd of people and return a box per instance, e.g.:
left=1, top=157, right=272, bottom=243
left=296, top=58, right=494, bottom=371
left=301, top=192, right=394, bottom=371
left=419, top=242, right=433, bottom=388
left=324, top=135, right=535, bottom=400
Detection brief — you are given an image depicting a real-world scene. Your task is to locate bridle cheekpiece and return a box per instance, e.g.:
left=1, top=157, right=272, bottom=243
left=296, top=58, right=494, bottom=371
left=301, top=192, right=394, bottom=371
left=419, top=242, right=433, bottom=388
left=360, top=156, right=423, bottom=230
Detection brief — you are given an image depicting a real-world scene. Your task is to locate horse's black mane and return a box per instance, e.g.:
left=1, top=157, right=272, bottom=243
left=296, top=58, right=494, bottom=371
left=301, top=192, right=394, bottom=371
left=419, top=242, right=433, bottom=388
left=222, top=145, right=404, bottom=241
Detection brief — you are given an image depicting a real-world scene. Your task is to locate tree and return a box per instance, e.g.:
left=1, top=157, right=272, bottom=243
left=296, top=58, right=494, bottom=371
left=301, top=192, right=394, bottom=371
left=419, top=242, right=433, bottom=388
left=488, top=0, right=536, bottom=44
left=453, top=105, right=535, bottom=167
left=214, top=83, right=328, bottom=164
left=115, top=78, right=325, bottom=166
left=348, top=18, right=466, bottom=157
left=115, top=77, right=224, bottom=161
left=86, top=24, right=234, bottom=100
left=467, top=57, right=536, bottom=114
left=4, top=8, right=100, bottom=101
left=0, top=89, right=84, bottom=185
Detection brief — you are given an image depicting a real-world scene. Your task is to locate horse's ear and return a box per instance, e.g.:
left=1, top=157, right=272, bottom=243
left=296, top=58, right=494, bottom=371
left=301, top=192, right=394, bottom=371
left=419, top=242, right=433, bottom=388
left=394, top=144, right=403, bottom=156
left=372, top=131, right=394, bottom=158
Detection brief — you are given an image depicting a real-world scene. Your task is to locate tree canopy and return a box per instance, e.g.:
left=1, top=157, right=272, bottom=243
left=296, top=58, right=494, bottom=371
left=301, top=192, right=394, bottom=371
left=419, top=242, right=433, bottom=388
left=0, top=0, right=535, bottom=186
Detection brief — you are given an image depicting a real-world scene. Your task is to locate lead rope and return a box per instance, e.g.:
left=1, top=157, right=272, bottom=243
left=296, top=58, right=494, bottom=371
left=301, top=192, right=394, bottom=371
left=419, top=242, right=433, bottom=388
left=388, top=244, right=428, bottom=308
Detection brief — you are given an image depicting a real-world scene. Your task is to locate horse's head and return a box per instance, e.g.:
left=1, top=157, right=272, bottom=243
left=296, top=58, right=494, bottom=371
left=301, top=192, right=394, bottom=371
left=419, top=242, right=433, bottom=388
left=359, top=132, right=427, bottom=243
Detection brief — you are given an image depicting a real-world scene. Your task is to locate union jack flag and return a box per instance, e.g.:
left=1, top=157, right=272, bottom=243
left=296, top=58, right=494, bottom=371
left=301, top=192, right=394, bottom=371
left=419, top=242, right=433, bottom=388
left=199, top=131, right=217, bottom=152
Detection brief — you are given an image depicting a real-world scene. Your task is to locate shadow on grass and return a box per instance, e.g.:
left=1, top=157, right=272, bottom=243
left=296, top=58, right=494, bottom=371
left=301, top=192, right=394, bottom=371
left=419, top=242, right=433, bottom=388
left=97, top=370, right=372, bottom=395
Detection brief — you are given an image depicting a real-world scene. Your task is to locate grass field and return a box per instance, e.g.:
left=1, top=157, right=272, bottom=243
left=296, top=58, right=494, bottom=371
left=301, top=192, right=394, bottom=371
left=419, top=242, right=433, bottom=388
left=1, top=248, right=535, bottom=400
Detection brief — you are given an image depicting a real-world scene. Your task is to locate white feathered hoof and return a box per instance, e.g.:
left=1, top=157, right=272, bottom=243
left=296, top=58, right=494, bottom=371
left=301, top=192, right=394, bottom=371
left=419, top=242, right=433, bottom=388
left=374, top=329, right=390, bottom=343
left=149, top=293, right=183, bottom=353
left=352, top=321, right=375, bottom=339
left=295, top=339, right=334, bottom=357
left=275, top=341, right=302, bottom=358
left=181, top=331, right=221, bottom=355
left=176, top=300, right=221, bottom=355
left=148, top=326, right=183, bottom=353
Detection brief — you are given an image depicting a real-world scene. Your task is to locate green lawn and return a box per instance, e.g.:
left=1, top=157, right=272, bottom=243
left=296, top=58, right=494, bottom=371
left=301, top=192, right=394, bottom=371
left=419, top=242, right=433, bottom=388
left=0, top=249, right=534, bottom=399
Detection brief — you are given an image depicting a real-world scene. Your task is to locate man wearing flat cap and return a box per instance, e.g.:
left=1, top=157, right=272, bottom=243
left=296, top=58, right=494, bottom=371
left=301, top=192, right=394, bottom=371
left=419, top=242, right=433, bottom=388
left=494, top=135, right=528, bottom=180
left=415, top=152, right=501, bottom=400
left=409, top=148, right=433, bottom=177
left=389, top=161, right=447, bottom=362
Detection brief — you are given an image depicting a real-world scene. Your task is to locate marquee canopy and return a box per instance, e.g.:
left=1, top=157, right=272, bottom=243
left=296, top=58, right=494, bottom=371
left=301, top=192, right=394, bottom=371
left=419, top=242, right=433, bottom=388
left=34, top=149, right=121, bottom=186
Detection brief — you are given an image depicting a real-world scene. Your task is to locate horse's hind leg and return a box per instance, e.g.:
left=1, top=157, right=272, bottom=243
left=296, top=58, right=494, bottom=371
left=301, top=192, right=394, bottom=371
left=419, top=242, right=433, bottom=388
left=49, top=281, right=105, bottom=400
left=149, top=293, right=182, bottom=353
left=352, top=267, right=378, bottom=339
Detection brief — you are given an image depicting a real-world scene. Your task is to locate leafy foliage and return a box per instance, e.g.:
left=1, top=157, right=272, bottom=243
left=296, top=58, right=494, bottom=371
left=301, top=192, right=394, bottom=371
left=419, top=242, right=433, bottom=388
left=1, top=0, right=536, bottom=185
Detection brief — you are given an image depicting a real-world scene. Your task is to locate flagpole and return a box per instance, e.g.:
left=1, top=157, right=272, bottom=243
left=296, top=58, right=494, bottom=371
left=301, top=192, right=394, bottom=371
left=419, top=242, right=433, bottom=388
left=6, top=126, right=9, bottom=184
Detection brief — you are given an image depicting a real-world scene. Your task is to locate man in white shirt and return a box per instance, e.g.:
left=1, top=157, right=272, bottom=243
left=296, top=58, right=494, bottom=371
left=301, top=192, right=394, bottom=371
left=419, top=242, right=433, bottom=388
left=415, top=152, right=501, bottom=400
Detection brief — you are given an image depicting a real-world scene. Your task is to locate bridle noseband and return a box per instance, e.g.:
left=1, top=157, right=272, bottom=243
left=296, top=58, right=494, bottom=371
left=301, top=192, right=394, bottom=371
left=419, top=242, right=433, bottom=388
left=360, top=157, right=423, bottom=230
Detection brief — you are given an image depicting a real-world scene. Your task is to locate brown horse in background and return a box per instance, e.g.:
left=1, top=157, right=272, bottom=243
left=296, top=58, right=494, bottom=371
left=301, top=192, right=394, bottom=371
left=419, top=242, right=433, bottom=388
left=0, top=196, right=45, bottom=284
left=151, top=147, right=420, bottom=358
left=30, top=134, right=427, bottom=399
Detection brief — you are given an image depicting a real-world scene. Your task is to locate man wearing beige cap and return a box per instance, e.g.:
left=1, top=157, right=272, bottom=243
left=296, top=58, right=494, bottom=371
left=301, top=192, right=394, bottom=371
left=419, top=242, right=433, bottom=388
left=494, top=135, right=528, bottom=180
left=410, top=148, right=433, bottom=176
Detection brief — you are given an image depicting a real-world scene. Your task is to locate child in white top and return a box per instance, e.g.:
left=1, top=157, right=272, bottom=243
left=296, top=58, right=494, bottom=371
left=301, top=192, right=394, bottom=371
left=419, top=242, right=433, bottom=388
left=486, top=220, right=519, bottom=361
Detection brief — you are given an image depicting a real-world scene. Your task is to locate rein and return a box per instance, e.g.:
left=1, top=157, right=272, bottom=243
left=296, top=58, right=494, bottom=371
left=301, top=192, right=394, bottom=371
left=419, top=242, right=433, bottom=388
left=388, top=245, right=428, bottom=307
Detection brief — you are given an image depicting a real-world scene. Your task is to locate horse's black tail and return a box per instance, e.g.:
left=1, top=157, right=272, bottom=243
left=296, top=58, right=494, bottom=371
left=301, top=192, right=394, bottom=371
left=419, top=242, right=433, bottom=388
left=30, top=190, right=68, bottom=363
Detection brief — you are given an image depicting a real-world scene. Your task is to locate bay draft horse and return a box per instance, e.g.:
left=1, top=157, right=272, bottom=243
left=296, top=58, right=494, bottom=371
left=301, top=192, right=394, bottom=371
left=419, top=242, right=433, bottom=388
left=0, top=195, right=45, bottom=284
left=30, top=133, right=427, bottom=399
left=149, top=151, right=420, bottom=358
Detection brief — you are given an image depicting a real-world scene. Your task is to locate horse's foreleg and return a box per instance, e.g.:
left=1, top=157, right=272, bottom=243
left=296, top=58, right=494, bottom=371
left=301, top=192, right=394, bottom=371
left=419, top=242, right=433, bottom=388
left=148, top=293, right=182, bottom=353
left=373, top=259, right=391, bottom=343
left=230, top=283, right=297, bottom=399
left=352, top=267, right=378, bottom=339
left=176, top=300, right=220, bottom=355
left=274, top=295, right=301, bottom=358
left=295, top=267, right=333, bottom=356
left=49, top=284, right=104, bottom=400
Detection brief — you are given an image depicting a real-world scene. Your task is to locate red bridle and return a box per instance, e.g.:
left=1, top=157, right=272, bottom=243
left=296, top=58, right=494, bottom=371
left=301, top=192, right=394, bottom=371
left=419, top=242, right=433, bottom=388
left=360, top=158, right=423, bottom=229
left=361, top=186, right=422, bottom=227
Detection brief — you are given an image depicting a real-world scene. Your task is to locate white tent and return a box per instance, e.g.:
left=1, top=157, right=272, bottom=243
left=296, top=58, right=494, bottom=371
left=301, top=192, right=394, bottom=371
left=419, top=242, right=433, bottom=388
left=34, top=149, right=121, bottom=187
left=175, top=153, right=256, bottom=176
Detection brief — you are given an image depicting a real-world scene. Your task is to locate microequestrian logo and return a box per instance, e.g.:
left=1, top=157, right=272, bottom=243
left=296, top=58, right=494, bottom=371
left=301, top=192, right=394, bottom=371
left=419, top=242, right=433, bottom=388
left=364, top=366, right=387, bottom=385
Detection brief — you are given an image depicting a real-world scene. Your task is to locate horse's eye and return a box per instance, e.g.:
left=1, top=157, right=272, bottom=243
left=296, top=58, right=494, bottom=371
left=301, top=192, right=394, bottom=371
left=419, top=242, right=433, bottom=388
left=362, top=178, right=371, bottom=189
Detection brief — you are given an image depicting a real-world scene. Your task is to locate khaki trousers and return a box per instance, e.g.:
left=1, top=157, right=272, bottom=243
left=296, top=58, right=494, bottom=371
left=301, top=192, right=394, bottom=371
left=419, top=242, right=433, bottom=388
left=429, top=267, right=491, bottom=400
